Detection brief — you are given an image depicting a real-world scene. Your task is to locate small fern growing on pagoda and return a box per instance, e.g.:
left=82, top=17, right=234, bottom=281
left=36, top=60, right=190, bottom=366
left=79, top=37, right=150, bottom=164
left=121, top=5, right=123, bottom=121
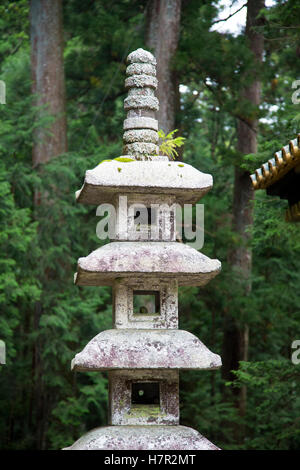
left=158, top=129, right=185, bottom=160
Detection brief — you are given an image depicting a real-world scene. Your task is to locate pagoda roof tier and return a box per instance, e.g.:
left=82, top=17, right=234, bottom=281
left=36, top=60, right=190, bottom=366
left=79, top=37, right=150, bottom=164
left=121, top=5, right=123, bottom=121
left=75, top=160, right=213, bottom=205
left=71, top=329, right=222, bottom=371
left=63, top=425, right=219, bottom=450
left=75, top=242, right=221, bottom=287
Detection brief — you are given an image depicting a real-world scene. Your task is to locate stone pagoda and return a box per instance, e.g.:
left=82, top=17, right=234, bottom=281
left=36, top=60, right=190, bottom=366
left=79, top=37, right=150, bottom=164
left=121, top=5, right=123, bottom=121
left=65, top=49, right=222, bottom=450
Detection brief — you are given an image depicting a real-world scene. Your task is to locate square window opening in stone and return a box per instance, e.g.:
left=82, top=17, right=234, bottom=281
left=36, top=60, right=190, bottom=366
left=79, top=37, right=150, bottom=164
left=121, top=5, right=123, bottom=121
left=133, top=290, right=160, bottom=315
left=131, top=382, right=160, bottom=405
left=133, top=207, right=157, bottom=230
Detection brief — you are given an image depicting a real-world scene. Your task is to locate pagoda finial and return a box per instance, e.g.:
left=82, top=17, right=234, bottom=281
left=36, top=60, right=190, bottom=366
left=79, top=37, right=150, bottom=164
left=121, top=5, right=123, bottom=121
left=123, top=48, right=160, bottom=160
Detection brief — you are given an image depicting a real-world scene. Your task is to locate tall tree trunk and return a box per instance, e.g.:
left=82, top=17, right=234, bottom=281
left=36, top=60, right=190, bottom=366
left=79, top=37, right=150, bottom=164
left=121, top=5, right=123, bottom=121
left=145, top=0, right=181, bottom=136
left=30, top=0, right=67, bottom=448
left=222, top=0, right=264, bottom=426
left=31, top=0, right=67, bottom=166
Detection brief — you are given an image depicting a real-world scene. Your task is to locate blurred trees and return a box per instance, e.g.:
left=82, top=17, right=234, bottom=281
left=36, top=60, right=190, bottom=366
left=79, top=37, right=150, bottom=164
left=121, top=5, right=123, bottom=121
left=30, top=0, right=67, bottom=165
left=145, top=0, right=182, bottom=134
left=223, top=0, right=265, bottom=432
left=0, top=0, right=299, bottom=450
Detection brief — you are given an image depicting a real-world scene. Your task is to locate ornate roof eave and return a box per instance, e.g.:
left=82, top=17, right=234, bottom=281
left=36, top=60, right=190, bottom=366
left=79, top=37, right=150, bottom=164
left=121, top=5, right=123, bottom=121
left=250, top=135, right=300, bottom=190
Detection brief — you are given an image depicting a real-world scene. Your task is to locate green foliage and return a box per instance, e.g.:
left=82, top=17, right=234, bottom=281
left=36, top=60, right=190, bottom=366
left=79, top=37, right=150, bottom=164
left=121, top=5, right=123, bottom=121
left=228, top=361, right=300, bottom=449
left=158, top=129, right=185, bottom=159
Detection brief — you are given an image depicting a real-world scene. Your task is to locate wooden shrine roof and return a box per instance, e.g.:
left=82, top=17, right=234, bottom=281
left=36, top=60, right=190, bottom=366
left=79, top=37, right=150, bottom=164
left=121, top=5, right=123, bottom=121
left=250, top=135, right=300, bottom=222
left=250, top=135, right=300, bottom=190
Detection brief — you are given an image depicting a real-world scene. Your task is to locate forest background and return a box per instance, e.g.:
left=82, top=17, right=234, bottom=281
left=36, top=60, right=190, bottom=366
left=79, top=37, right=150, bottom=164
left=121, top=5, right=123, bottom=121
left=0, top=0, right=299, bottom=450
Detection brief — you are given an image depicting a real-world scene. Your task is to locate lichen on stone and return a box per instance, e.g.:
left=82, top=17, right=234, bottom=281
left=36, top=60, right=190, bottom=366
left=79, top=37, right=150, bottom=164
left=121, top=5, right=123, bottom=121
left=99, top=156, right=134, bottom=165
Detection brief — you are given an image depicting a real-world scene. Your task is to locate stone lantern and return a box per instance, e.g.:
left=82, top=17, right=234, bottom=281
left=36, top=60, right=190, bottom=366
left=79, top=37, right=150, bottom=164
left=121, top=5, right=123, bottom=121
left=65, top=49, right=222, bottom=450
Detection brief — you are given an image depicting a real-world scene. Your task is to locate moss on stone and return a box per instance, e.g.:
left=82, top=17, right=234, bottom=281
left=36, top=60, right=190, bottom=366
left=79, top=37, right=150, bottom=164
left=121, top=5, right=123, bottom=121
left=114, top=157, right=134, bottom=162
left=99, top=157, right=134, bottom=165
left=126, top=405, right=162, bottom=419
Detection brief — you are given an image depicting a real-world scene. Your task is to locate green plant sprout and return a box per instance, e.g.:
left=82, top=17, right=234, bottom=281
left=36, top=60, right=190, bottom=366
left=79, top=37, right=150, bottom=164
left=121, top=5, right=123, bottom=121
left=158, top=129, right=185, bottom=160
left=98, top=130, right=185, bottom=164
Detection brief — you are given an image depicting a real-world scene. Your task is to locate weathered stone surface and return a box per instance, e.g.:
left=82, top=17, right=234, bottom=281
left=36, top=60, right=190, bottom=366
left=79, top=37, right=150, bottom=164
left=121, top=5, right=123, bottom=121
left=63, top=425, right=220, bottom=450
left=76, top=160, right=213, bottom=205
left=75, top=242, right=221, bottom=287
left=114, top=193, right=177, bottom=244
left=123, top=142, right=159, bottom=156
left=71, top=329, right=222, bottom=371
left=126, top=63, right=156, bottom=76
left=128, top=87, right=155, bottom=97
left=123, top=116, right=158, bottom=131
left=123, top=129, right=158, bottom=144
left=125, top=75, right=158, bottom=89
left=123, top=48, right=159, bottom=160
left=124, top=95, right=159, bottom=111
left=113, top=278, right=178, bottom=329
left=127, top=48, right=156, bottom=65
left=127, top=108, right=156, bottom=118
left=108, top=370, right=179, bottom=426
